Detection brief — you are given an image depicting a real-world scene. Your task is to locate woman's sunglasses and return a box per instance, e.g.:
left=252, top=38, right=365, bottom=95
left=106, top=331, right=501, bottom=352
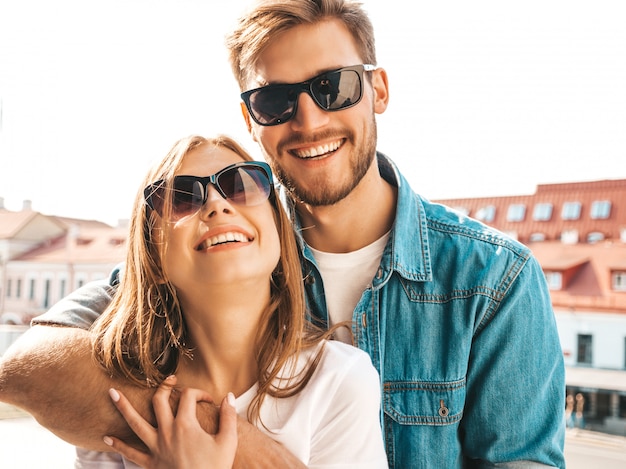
left=144, top=161, right=273, bottom=220
left=241, top=64, right=376, bottom=126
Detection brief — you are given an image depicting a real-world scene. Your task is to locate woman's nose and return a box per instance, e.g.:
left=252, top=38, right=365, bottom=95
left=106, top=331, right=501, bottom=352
left=198, top=185, right=233, bottom=218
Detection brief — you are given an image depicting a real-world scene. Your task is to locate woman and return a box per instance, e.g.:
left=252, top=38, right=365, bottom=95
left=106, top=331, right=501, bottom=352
left=78, top=135, right=387, bottom=468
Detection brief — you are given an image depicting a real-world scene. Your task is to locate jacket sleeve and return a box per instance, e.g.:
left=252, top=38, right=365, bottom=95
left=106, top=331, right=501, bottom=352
left=461, top=254, right=566, bottom=468
left=31, top=265, right=120, bottom=329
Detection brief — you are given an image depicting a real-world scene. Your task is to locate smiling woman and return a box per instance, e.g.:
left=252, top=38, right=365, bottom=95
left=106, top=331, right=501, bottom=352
left=58, top=134, right=388, bottom=468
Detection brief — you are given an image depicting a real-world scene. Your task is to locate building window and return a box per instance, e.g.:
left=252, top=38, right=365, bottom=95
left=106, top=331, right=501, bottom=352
left=475, top=205, right=496, bottom=223
left=590, top=200, right=611, bottom=219
left=533, top=203, right=553, bottom=221
left=562, top=201, right=582, bottom=220
left=29, top=278, right=36, bottom=301
left=5, top=279, right=11, bottom=298
left=577, top=334, right=593, bottom=365
left=561, top=229, right=579, bottom=244
left=43, top=279, right=51, bottom=309
left=544, top=271, right=562, bottom=290
left=529, top=233, right=546, bottom=242
left=507, top=204, right=526, bottom=222
left=587, top=232, right=605, bottom=244
left=60, top=279, right=66, bottom=299
left=16, top=278, right=22, bottom=299
left=614, top=272, right=626, bottom=291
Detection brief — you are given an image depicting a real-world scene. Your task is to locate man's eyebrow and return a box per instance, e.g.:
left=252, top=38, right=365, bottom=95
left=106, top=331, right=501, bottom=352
left=250, top=66, right=344, bottom=88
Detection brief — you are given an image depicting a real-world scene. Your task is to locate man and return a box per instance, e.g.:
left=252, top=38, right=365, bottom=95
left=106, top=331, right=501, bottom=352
left=0, top=0, right=565, bottom=467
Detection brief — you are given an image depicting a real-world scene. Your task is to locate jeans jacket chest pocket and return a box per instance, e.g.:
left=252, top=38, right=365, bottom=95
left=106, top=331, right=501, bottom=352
left=383, top=379, right=465, bottom=425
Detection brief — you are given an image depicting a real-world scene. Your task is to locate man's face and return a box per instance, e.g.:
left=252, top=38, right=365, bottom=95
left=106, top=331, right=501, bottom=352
left=243, top=18, right=388, bottom=207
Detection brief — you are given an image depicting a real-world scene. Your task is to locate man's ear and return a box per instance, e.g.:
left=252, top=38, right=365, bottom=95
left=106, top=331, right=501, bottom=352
left=371, top=67, right=390, bottom=115
left=240, top=102, right=257, bottom=141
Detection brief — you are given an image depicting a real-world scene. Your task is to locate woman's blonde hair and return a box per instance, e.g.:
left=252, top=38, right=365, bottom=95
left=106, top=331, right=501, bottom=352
left=92, top=134, right=328, bottom=424
left=226, top=0, right=377, bottom=90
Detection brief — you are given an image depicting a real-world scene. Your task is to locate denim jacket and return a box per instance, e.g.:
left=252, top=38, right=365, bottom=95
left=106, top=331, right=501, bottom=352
left=284, top=153, right=566, bottom=469
left=36, top=153, right=565, bottom=469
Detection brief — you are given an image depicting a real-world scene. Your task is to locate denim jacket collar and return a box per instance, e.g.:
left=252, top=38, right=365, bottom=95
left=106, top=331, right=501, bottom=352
left=282, top=152, right=432, bottom=285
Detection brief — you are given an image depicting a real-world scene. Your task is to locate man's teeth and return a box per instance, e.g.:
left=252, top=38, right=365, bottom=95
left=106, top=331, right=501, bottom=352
left=295, top=140, right=341, bottom=158
left=198, top=232, right=248, bottom=250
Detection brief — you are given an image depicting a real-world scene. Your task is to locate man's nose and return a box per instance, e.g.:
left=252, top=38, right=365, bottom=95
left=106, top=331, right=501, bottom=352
left=289, top=91, right=330, bottom=131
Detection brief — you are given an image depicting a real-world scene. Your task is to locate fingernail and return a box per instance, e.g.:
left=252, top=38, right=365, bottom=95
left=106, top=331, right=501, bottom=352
left=109, top=388, right=120, bottom=402
left=103, top=436, right=113, bottom=446
left=227, top=392, right=235, bottom=407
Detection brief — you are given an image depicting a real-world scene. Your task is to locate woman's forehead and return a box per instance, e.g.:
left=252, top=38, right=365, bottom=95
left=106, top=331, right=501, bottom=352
left=177, top=145, right=244, bottom=176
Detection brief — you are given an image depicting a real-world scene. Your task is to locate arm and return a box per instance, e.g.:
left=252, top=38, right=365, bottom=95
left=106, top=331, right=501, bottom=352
left=462, top=256, right=566, bottom=468
left=0, top=325, right=146, bottom=450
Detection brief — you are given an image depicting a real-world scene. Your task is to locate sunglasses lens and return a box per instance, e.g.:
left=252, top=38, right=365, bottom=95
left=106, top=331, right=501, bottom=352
left=171, top=179, right=205, bottom=218
left=311, top=69, right=362, bottom=111
left=248, top=85, right=297, bottom=126
left=218, top=165, right=271, bottom=206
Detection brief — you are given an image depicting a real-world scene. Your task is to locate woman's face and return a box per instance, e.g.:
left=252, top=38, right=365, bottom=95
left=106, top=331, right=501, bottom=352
left=160, top=143, right=280, bottom=303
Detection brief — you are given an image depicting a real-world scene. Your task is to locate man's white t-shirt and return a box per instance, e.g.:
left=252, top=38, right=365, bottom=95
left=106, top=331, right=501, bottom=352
left=309, top=232, right=390, bottom=343
left=75, top=341, right=388, bottom=468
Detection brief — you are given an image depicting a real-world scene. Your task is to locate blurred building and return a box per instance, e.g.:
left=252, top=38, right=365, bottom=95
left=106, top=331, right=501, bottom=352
left=436, top=178, right=626, bottom=436
left=0, top=197, right=127, bottom=325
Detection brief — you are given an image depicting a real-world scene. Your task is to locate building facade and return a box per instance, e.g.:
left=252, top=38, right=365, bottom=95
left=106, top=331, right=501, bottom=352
left=0, top=201, right=126, bottom=325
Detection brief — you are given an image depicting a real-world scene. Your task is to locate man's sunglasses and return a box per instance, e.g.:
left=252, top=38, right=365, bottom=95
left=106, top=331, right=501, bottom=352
left=144, top=161, right=273, bottom=220
left=241, top=64, right=376, bottom=126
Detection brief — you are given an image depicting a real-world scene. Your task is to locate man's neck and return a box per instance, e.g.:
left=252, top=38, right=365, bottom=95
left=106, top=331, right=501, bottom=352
left=296, top=161, right=397, bottom=253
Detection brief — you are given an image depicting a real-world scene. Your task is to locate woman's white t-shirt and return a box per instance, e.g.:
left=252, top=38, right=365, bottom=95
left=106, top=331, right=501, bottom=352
left=75, top=340, right=388, bottom=468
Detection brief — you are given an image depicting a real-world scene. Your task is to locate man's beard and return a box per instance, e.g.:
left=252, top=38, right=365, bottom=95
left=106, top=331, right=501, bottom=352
left=273, top=118, right=378, bottom=207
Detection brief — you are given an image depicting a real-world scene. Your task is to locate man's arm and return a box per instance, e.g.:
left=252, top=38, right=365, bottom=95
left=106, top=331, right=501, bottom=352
left=0, top=325, right=307, bottom=467
left=0, top=325, right=144, bottom=450
left=462, top=255, right=566, bottom=468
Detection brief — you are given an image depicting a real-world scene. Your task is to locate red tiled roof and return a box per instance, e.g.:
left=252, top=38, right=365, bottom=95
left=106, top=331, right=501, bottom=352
left=435, top=178, right=626, bottom=244
left=12, top=226, right=127, bottom=264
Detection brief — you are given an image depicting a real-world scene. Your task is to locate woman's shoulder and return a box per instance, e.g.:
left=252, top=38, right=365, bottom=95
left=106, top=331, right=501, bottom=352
left=310, top=340, right=380, bottom=390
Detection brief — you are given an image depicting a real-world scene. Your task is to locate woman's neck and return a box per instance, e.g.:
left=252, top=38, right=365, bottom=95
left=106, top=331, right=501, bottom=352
left=174, top=282, right=270, bottom=401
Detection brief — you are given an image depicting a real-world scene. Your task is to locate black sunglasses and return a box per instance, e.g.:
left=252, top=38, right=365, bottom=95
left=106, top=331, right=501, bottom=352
left=144, top=161, right=273, bottom=220
left=241, top=64, right=376, bottom=126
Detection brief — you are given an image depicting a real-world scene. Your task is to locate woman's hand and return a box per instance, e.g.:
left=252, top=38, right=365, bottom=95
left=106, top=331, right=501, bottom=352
left=103, top=375, right=238, bottom=469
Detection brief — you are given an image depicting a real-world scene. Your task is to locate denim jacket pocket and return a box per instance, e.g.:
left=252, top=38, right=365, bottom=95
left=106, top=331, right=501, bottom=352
left=383, top=378, right=465, bottom=425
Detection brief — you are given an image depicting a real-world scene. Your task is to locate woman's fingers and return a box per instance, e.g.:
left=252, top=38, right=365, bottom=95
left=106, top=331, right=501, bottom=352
left=216, top=392, right=238, bottom=454
left=103, top=435, right=152, bottom=468
left=176, top=387, right=215, bottom=423
left=108, top=386, right=159, bottom=449
left=151, top=375, right=178, bottom=430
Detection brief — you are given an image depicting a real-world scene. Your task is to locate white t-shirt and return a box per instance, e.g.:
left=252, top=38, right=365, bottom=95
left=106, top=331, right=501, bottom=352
left=309, top=232, right=390, bottom=343
left=75, top=341, right=388, bottom=468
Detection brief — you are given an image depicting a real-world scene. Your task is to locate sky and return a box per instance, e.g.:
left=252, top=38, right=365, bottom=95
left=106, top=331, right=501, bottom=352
left=1, top=0, right=625, bottom=226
